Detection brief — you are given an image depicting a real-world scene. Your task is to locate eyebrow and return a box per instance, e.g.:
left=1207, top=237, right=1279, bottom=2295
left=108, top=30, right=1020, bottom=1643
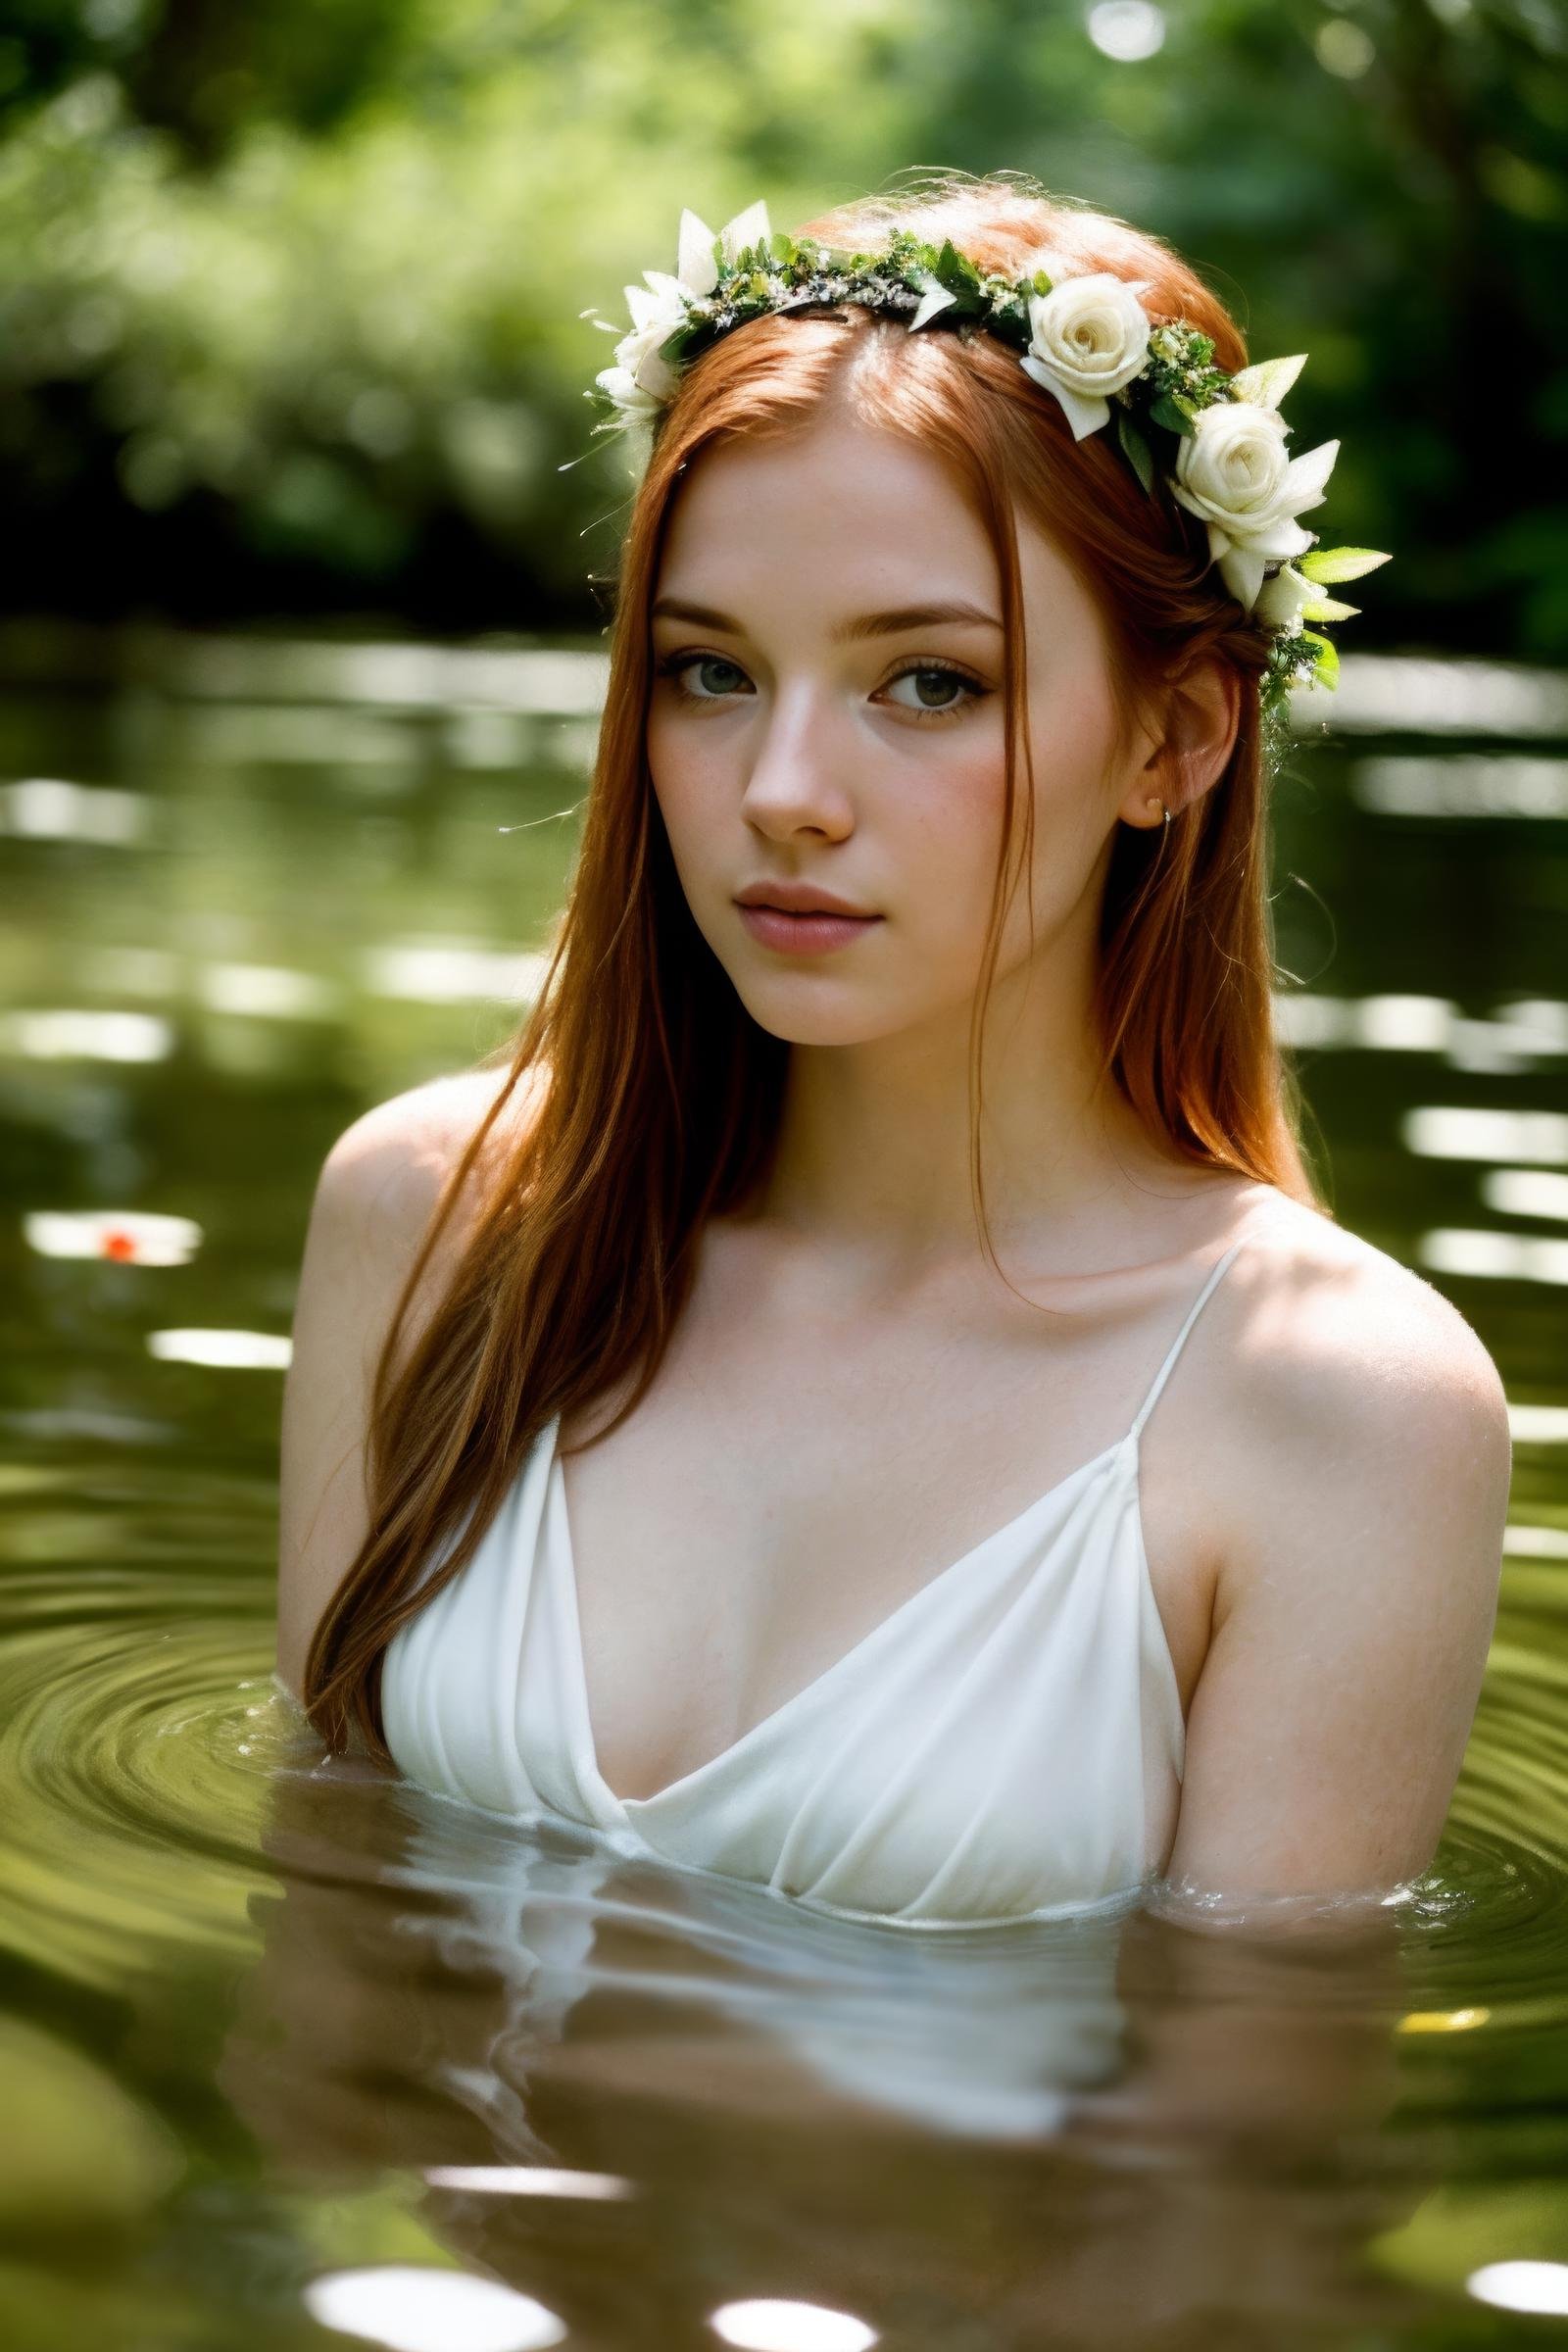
left=650, top=596, right=1004, bottom=642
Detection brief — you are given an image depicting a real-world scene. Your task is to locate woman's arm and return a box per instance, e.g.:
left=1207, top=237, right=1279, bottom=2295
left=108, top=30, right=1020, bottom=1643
left=274, top=1065, right=527, bottom=1707
left=1158, top=1257, right=1512, bottom=1920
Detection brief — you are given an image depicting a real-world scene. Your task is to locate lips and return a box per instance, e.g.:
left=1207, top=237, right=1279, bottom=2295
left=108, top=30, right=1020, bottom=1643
left=733, top=884, right=877, bottom=917
left=735, top=901, right=883, bottom=957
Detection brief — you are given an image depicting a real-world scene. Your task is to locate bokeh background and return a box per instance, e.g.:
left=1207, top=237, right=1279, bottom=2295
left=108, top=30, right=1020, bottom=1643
left=4, top=7, right=1568, bottom=2349
left=2, top=0, right=1564, bottom=646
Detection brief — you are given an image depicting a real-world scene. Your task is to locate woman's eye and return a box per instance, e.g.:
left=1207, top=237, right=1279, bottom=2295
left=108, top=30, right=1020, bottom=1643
left=655, top=652, right=989, bottom=723
left=882, top=664, right=986, bottom=721
left=658, top=654, right=751, bottom=703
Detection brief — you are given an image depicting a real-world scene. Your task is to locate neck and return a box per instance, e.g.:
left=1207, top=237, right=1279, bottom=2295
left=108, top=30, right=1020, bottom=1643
left=749, top=958, right=1197, bottom=1289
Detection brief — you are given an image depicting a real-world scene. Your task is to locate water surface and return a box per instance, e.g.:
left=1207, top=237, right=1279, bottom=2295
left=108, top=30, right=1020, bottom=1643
left=2, top=629, right=1567, bottom=2350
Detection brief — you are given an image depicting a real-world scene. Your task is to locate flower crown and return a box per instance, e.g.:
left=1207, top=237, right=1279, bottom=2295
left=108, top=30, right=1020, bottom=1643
left=585, top=200, right=1391, bottom=717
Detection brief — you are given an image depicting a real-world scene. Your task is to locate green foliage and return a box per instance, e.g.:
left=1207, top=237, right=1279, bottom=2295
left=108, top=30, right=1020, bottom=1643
left=1143, top=324, right=1231, bottom=430
left=0, top=0, right=1561, bottom=648
left=1298, top=546, right=1394, bottom=585
left=1262, top=620, right=1339, bottom=713
left=933, top=237, right=985, bottom=297
left=1115, top=409, right=1156, bottom=495
left=1299, top=628, right=1341, bottom=688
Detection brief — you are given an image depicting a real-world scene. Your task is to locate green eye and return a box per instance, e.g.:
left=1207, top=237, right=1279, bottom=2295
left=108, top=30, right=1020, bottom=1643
left=691, top=658, right=747, bottom=696
left=894, top=667, right=964, bottom=710
left=655, top=652, right=990, bottom=724
left=884, top=663, right=988, bottom=721
left=657, top=654, right=751, bottom=704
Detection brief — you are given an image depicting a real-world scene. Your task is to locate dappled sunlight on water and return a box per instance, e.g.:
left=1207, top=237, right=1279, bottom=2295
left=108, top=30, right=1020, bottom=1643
left=2, top=631, right=1567, bottom=2347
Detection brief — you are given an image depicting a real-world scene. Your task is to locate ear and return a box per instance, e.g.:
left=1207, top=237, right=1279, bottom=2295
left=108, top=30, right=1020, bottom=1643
left=1118, top=659, right=1242, bottom=830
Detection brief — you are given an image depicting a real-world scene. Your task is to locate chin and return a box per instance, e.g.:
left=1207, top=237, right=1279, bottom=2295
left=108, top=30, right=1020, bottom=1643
left=726, top=975, right=918, bottom=1048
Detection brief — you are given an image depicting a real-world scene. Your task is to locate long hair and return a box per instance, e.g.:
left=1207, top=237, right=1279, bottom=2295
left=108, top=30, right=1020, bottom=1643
left=303, top=171, right=1332, bottom=1760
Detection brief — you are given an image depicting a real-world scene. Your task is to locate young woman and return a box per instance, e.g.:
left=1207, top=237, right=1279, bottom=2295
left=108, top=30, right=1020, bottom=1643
left=275, top=174, right=1511, bottom=1932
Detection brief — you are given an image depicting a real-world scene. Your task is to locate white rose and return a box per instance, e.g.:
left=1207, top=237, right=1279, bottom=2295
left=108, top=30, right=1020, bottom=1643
left=1020, top=272, right=1153, bottom=441
left=1171, top=401, right=1340, bottom=612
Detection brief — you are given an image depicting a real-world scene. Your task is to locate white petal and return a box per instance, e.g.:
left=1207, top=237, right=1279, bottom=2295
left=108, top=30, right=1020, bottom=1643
left=908, top=281, right=958, bottom=331
left=631, top=346, right=678, bottom=398
left=1229, top=353, right=1308, bottom=412
left=640, top=269, right=689, bottom=306
left=1238, top=514, right=1316, bottom=562
left=1280, top=436, right=1340, bottom=514
left=1217, top=542, right=1267, bottom=612
left=595, top=365, right=660, bottom=416
left=677, top=208, right=719, bottom=296
left=717, top=199, right=772, bottom=262
left=1253, top=564, right=1313, bottom=629
left=1252, top=576, right=1291, bottom=629
left=1168, top=478, right=1209, bottom=523
left=1019, top=355, right=1110, bottom=439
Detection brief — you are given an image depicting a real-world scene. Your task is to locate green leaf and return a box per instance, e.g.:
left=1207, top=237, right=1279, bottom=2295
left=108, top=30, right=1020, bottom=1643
left=1229, top=353, right=1308, bottom=411
left=1297, top=546, right=1393, bottom=585
left=1298, top=629, right=1341, bottom=689
left=1300, top=596, right=1360, bottom=622
left=933, top=237, right=982, bottom=295
left=1031, top=269, right=1053, bottom=296
left=1147, top=392, right=1197, bottom=438
left=768, top=230, right=794, bottom=263
left=1116, top=409, right=1156, bottom=495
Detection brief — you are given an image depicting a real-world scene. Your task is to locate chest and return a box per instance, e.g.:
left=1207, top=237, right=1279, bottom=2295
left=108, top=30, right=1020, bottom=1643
left=556, top=1249, right=1223, bottom=1805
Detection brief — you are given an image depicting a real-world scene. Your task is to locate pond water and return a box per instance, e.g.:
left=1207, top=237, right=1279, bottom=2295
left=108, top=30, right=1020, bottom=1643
left=2, top=626, right=1567, bottom=2352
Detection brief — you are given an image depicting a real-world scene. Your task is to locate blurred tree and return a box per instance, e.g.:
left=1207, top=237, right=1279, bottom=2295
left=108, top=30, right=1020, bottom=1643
left=0, top=0, right=425, bottom=151
left=0, top=0, right=1561, bottom=650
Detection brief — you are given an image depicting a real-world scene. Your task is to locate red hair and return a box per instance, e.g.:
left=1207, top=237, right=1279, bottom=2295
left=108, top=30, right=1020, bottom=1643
left=304, top=172, right=1331, bottom=1760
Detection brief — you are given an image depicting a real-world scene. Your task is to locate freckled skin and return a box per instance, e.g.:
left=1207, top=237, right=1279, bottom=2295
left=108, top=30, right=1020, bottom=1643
left=647, top=409, right=1169, bottom=1056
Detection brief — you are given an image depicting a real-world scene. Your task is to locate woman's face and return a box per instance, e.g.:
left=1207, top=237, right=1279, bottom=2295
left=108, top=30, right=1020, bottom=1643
left=647, top=408, right=1160, bottom=1047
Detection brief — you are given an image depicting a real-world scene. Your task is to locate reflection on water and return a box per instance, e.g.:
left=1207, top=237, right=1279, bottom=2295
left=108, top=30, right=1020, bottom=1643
left=2, top=628, right=1567, bottom=2348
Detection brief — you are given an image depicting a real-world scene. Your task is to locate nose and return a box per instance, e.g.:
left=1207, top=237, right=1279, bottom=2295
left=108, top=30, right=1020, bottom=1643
left=738, top=678, right=856, bottom=844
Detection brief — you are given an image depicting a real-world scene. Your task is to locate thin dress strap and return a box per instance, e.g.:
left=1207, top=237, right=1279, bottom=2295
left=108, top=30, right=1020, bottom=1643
left=1129, top=1238, right=1247, bottom=1441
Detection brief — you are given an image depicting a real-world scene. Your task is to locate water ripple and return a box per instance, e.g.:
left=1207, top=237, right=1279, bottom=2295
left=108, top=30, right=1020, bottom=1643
left=0, top=1549, right=289, bottom=1990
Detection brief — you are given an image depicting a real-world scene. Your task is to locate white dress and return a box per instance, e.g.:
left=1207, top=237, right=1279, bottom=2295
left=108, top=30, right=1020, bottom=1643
left=381, top=1240, right=1246, bottom=1930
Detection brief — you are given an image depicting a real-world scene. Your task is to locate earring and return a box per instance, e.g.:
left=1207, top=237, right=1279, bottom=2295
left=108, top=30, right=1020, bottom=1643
left=1146, top=795, right=1172, bottom=825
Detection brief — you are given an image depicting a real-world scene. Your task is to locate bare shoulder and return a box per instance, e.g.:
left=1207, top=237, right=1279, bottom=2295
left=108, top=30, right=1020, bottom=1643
left=1162, top=1196, right=1514, bottom=1900
left=313, top=1060, right=543, bottom=1265
left=1216, top=1197, right=1513, bottom=1597
left=274, top=1057, right=548, bottom=1704
left=1227, top=1199, right=1511, bottom=1458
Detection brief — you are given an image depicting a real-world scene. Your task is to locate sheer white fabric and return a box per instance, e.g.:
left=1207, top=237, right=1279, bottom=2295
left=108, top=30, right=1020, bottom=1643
left=381, top=1241, right=1245, bottom=1929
